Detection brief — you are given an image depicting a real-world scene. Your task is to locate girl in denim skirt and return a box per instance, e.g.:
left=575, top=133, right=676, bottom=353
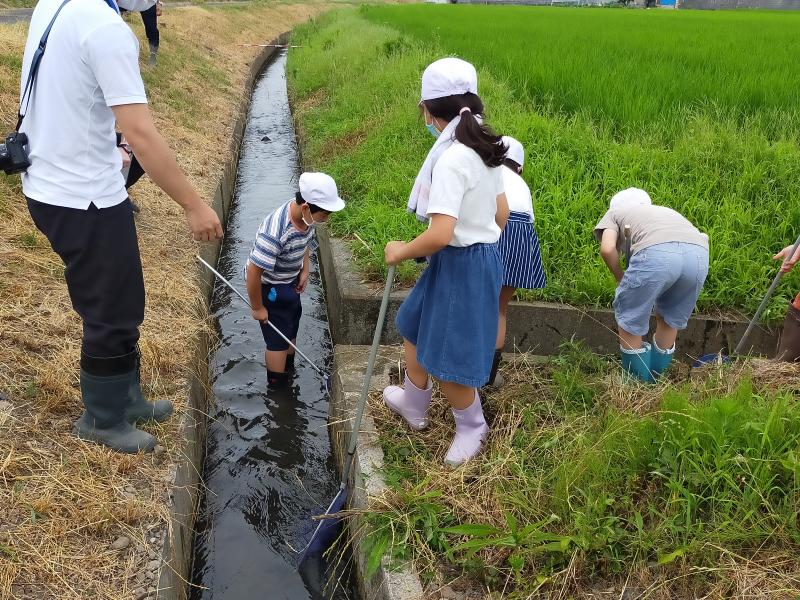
left=595, top=188, right=709, bottom=383
left=382, top=58, right=510, bottom=466
left=487, top=136, right=547, bottom=388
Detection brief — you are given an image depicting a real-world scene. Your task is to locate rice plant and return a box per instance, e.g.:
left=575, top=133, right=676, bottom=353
left=288, top=8, right=800, bottom=318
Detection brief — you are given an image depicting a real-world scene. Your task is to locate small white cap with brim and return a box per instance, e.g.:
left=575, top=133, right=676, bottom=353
left=421, top=57, right=478, bottom=101
left=609, top=187, right=652, bottom=210
left=299, top=172, right=345, bottom=212
left=502, top=136, right=525, bottom=167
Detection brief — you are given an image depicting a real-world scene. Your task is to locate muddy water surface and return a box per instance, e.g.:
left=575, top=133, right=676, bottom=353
left=190, top=51, right=356, bottom=600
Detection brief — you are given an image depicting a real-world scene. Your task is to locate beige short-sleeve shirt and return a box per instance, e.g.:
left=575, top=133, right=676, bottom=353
left=594, top=205, right=709, bottom=256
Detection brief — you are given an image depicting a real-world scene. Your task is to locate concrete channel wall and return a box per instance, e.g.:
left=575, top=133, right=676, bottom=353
left=156, top=37, right=288, bottom=600
left=317, top=227, right=781, bottom=364
left=329, top=346, right=425, bottom=600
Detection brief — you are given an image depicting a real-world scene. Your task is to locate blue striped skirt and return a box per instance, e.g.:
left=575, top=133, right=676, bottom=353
left=498, top=211, right=547, bottom=290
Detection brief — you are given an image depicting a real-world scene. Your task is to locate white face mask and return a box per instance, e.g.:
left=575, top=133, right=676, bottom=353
left=301, top=207, right=318, bottom=228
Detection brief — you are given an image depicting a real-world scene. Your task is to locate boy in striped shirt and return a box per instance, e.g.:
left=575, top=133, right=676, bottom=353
left=246, top=172, right=345, bottom=387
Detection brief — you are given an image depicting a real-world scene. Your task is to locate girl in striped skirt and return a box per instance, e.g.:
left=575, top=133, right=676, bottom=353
left=487, top=136, right=547, bottom=387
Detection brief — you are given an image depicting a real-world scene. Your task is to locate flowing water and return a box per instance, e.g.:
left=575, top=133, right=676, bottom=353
left=190, top=51, right=356, bottom=600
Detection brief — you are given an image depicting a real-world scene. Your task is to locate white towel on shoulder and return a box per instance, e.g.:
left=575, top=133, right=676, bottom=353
left=407, top=116, right=462, bottom=223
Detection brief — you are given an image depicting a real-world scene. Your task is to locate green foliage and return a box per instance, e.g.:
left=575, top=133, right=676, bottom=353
left=362, top=344, right=800, bottom=594
left=288, top=8, right=800, bottom=317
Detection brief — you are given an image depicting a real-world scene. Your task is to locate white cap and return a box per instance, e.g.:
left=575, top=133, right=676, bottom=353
left=421, top=57, right=478, bottom=101
left=299, top=172, right=345, bottom=212
left=502, top=136, right=525, bottom=167
left=609, top=187, right=652, bottom=210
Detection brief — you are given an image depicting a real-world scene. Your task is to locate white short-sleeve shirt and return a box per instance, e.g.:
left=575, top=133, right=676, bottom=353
left=426, top=143, right=503, bottom=247
left=19, top=0, right=148, bottom=210
left=502, top=167, right=534, bottom=218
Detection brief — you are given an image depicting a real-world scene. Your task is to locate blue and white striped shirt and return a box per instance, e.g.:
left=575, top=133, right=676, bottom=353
left=247, top=201, right=314, bottom=285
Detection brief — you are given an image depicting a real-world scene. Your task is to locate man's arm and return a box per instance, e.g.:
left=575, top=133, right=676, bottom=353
left=112, top=103, right=223, bottom=242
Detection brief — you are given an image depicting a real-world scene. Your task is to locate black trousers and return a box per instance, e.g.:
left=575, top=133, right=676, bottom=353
left=141, top=4, right=159, bottom=48
left=27, top=198, right=145, bottom=371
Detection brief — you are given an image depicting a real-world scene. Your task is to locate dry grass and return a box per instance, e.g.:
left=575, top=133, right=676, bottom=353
left=360, top=352, right=800, bottom=599
left=0, top=4, right=328, bottom=598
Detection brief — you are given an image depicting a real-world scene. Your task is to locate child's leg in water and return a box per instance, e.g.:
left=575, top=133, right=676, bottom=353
left=265, top=349, right=290, bottom=386
left=285, top=340, right=296, bottom=372
left=383, top=340, right=432, bottom=431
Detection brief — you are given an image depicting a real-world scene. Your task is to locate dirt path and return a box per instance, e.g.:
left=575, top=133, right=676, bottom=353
left=0, top=4, right=329, bottom=599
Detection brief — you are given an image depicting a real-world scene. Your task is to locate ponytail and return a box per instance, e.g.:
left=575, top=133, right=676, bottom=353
left=423, top=93, right=507, bottom=168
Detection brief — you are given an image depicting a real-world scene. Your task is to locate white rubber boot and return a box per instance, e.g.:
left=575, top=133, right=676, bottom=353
left=383, top=371, right=432, bottom=431
left=445, top=391, right=488, bottom=467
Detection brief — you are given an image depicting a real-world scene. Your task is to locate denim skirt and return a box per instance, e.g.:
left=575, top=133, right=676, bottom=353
left=396, top=243, right=503, bottom=387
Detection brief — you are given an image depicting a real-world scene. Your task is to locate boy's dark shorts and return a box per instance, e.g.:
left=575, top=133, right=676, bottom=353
left=260, top=281, right=302, bottom=352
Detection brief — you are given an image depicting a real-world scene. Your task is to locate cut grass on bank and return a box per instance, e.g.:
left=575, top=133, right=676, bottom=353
left=363, top=346, right=800, bottom=598
left=288, top=9, right=800, bottom=320
left=0, top=4, right=325, bottom=598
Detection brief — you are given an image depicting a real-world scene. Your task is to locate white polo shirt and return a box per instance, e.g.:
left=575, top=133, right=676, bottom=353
left=426, top=143, right=504, bottom=248
left=501, top=167, right=534, bottom=218
left=19, top=0, right=148, bottom=210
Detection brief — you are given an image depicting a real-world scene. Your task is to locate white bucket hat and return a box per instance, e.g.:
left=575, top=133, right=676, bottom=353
left=502, top=136, right=525, bottom=167
left=299, top=172, right=345, bottom=212
left=421, top=57, right=478, bottom=102
left=609, top=187, right=652, bottom=210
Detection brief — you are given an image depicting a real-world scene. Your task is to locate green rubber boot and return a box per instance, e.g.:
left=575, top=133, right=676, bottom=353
left=650, top=339, right=675, bottom=379
left=620, top=343, right=655, bottom=384
left=73, top=369, right=157, bottom=453
left=125, top=349, right=173, bottom=424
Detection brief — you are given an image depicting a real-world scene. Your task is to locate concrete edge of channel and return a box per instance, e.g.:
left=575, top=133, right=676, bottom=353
left=317, top=227, right=782, bottom=364
left=330, top=345, right=426, bottom=600
left=156, top=35, right=289, bottom=600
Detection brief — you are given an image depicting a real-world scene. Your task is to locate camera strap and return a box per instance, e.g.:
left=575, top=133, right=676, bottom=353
left=16, top=0, right=73, bottom=132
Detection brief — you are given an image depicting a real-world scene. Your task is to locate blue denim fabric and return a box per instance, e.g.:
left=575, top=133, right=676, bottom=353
left=396, top=243, right=502, bottom=387
left=614, top=242, right=709, bottom=336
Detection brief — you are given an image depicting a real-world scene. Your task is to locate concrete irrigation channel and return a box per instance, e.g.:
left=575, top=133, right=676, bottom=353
left=181, top=48, right=359, bottom=599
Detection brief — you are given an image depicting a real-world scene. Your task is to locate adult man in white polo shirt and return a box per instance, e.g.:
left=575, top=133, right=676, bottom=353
left=19, top=0, right=223, bottom=453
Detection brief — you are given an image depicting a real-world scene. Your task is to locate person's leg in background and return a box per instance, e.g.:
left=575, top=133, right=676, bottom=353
left=26, top=198, right=170, bottom=453
left=141, top=3, right=160, bottom=66
left=488, top=285, right=516, bottom=387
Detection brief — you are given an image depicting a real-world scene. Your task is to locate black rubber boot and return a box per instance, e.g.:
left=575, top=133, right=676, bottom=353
left=267, top=370, right=289, bottom=389
left=125, top=348, right=173, bottom=424
left=73, top=368, right=157, bottom=453
left=486, top=349, right=504, bottom=388
left=285, top=353, right=296, bottom=373
left=777, top=303, right=800, bottom=362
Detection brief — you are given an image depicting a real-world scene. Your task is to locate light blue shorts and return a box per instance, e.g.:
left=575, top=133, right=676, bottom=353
left=614, top=242, right=709, bottom=336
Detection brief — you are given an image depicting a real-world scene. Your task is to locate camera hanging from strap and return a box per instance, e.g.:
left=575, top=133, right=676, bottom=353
left=16, top=0, right=73, bottom=132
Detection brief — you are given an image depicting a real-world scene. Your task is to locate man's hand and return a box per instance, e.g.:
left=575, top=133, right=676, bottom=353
left=296, top=269, right=310, bottom=293
left=385, top=241, right=407, bottom=266
left=186, top=203, right=224, bottom=242
left=252, top=306, right=268, bottom=323
left=774, top=244, right=800, bottom=273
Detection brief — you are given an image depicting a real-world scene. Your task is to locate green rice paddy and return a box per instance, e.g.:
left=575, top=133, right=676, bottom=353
left=288, top=6, right=800, bottom=318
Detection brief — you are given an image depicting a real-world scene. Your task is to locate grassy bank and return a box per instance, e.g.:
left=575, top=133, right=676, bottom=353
left=287, top=9, right=800, bottom=319
left=0, top=4, right=325, bottom=598
left=364, top=349, right=800, bottom=598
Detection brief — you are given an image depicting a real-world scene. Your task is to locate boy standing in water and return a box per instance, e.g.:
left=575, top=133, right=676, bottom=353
left=595, top=188, right=709, bottom=382
left=246, top=172, right=345, bottom=387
